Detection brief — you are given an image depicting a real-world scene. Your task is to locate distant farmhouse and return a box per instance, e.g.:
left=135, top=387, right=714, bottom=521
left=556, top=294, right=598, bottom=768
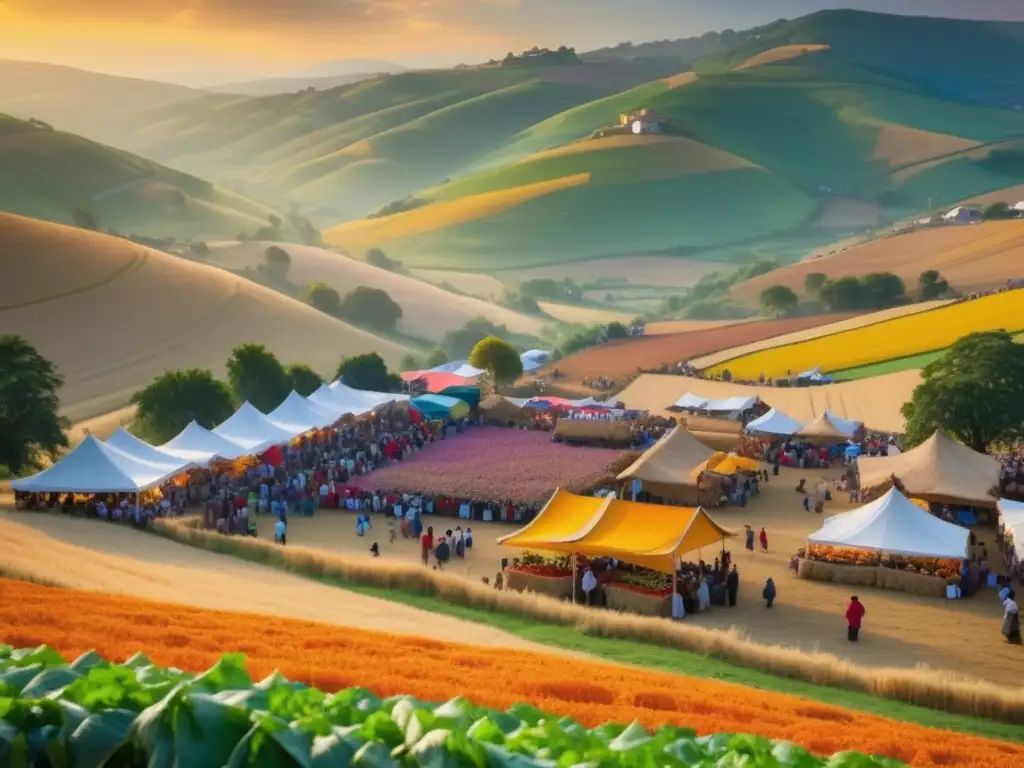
left=942, top=206, right=983, bottom=225
left=618, top=108, right=667, bottom=135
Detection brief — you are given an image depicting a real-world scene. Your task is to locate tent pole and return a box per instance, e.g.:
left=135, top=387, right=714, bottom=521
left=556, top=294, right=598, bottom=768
left=572, top=553, right=577, bottom=605
left=672, top=557, right=678, bottom=610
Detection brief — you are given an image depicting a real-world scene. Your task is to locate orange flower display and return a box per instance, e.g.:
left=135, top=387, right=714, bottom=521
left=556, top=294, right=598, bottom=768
left=0, top=578, right=1019, bottom=768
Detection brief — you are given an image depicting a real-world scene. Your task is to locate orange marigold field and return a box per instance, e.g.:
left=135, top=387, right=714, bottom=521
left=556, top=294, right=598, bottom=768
left=1, top=578, right=1020, bottom=767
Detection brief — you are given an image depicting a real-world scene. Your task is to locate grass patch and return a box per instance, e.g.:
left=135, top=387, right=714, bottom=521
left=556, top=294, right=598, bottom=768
left=149, top=516, right=1024, bottom=736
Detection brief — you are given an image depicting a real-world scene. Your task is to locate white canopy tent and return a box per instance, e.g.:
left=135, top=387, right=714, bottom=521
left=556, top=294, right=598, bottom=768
left=106, top=428, right=203, bottom=470
left=745, top=408, right=804, bottom=436
left=269, top=391, right=339, bottom=433
left=161, top=421, right=253, bottom=463
left=673, top=392, right=759, bottom=413
left=12, top=435, right=187, bottom=493
left=213, top=402, right=300, bottom=453
left=998, top=499, right=1024, bottom=562
left=308, top=383, right=372, bottom=418
left=329, top=379, right=409, bottom=406
left=809, top=487, right=968, bottom=559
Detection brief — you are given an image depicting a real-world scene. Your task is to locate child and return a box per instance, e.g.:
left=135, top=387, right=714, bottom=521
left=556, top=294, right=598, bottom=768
left=370, top=542, right=380, bottom=557
left=465, top=528, right=474, bottom=548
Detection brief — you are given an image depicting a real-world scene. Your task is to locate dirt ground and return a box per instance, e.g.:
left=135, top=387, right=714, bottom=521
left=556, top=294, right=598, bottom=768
left=243, top=467, right=1018, bottom=686
left=0, top=511, right=563, bottom=655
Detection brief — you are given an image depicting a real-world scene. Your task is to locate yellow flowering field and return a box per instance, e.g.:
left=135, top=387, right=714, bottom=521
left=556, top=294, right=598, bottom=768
left=705, top=288, right=1024, bottom=379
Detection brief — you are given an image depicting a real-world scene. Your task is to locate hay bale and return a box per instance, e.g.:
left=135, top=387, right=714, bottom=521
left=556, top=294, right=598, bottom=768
left=828, top=563, right=879, bottom=587
left=877, top=568, right=947, bottom=598
left=504, top=570, right=573, bottom=600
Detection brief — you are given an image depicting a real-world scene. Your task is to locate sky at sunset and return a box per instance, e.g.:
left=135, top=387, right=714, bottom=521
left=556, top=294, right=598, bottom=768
left=3, top=0, right=1023, bottom=83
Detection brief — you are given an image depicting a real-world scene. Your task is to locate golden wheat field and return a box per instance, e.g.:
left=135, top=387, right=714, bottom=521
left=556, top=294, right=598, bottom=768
left=204, top=241, right=544, bottom=341
left=734, top=220, right=1024, bottom=301
left=536, top=301, right=636, bottom=325
left=3, top=577, right=1021, bottom=767
left=325, top=174, right=590, bottom=250
left=0, top=214, right=410, bottom=420
left=872, top=124, right=980, bottom=168
left=706, top=289, right=1024, bottom=379
left=691, top=300, right=951, bottom=369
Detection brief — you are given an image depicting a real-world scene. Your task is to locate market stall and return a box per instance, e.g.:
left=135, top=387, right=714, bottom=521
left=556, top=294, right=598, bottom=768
left=795, top=413, right=851, bottom=444
left=410, top=394, right=470, bottom=421
left=268, top=390, right=340, bottom=433
left=857, top=431, right=1000, bottom=509
left=213, top=401, right=301, bottom=453
left=616, top=427, right=716, bottom=505
left=498, top=489, right=735, bottom=614
left=744, top=408, right=803, bottom=436
left=160, top=421, right=252, bottom=463
left=479, top=394, right=530, bottom=426
left=801, top=488, right=968, bottom=597
left=554, top=418, right=632, bottom=446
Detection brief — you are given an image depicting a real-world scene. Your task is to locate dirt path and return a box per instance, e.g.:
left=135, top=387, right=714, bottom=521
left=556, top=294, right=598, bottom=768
left=0, top=513, right=566, bottom=656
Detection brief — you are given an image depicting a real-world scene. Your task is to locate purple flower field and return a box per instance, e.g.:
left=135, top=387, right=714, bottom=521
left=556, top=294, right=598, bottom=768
left=350, top=428, right=631, bottom=502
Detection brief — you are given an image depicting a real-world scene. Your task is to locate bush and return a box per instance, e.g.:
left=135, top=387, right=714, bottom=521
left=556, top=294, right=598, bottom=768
left=364, top=248, right=402, bottom=272
left=338, top=287, right=403, bottom=332
left=262, top=245, right=291, bottom=281
left=306, top=282, right=343, bottom=316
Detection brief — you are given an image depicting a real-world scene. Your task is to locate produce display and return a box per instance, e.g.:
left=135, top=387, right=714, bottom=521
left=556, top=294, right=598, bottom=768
left=1, top=578, right=1015, bottom=766
left=348, top=428, right=631, bottom=503
left=805, top=546, right=961, bottom=578
left=508, top=552, right=573, bottom=577
left=609, top=567, right=673, bottom=596
left=705, top=287, right=1024, bottom=379
left=0, top=647, right=909, bottom=767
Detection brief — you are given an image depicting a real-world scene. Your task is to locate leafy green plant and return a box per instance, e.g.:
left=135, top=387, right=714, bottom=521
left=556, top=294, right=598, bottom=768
left=0, top=646, right=908, bottom=767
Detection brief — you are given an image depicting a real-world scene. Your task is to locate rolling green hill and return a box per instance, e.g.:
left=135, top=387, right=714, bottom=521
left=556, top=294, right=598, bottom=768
left=0, top=114, right=294, bottom=240
left=324, top=39, right=1024, bottom=270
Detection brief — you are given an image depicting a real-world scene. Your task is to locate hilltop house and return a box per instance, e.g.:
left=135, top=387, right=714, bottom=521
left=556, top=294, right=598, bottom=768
left=618, top=108, right=666, bottom=135
left=942, top=206, right=983, bottom=225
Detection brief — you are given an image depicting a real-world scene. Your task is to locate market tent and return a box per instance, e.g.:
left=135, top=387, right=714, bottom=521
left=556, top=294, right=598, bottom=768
left=498, top=490, right=735, bottom=574
left=795, top=413, right=849, bottom=442
left=269, top=391, right=339, bottom=433
left=329, top=380, right=409, bottom=406
left=745, top=408, right=803, bottom=436
left=106, top=428, right=203, bottom=470
left=213, top=402, right=299, bottom=453
left=822, top=409, right=859, bottom=436
left=672, top=393, right=758, bottom=412
left=12, top=435, right=186, bottom=493
left=857, top=431, right=1000, bottom=507
left=308, top=384, right=374, bottom=418
left=691, top=453, right=762, bottom=478
left=403, top=371, right=471, bottom=392
left=617, top=427, right=715, bottom=498
left=998, top=499, right=1024, bottom=562
left=496, top=489, right=609, bottom=549
left=161, top=421, right=252, bottom=462
left=480, top=394, right=527, bottom=424
left=439, top=385, right=481, bottom=409
left=410, top=394, right=470, bottom=420
left=808, top=487, right=969, bottom=559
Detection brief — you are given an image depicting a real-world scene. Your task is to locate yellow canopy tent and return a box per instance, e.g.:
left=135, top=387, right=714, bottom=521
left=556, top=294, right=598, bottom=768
left=689, top=452, right=761, bottom=479
left=498, top=490, right=735, bottom=575
left=795, top=413, right=849, bottom=444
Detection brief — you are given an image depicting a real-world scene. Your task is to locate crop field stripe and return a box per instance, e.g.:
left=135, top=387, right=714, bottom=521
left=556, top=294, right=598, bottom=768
left=2, top=577, right=1021, bottom=766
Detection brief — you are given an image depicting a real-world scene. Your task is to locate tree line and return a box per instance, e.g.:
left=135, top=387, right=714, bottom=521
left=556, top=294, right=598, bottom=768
left=759, top=269, right=951, bottom=317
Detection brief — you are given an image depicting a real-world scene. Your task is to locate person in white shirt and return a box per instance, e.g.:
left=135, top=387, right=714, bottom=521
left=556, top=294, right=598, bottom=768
left=581, top=567, right=598, bottom=606
left=1002, top=590, right=1021, bottom=644
left=672, top=590, right=685, bottom=620
left=697, top=579, right=711, bottom=612
left=274, top=518, right=287, bottom=545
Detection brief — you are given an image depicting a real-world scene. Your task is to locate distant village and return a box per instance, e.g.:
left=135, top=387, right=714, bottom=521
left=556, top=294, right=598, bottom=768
left=889, top=200, right=1024, bottom=237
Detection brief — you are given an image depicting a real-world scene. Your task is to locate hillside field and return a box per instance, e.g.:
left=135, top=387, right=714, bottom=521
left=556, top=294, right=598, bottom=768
left=735, top=220, right=1024, bottom=302
left=705, top=289, right=1024, bottom=380
left=692, top=300, right=951, bottom=369
left=0, top=214, right=408, bottom=420
left=618, top=371, right=918, bottom=432
left=543, top=314, right=857, bottom=386
left=203, top=241, right=545, bottom=342
left=0, top=114, right=291, bottom=240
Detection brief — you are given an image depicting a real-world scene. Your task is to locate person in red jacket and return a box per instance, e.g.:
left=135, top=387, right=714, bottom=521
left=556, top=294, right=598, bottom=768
left=846, top=596, right=865, bottom=641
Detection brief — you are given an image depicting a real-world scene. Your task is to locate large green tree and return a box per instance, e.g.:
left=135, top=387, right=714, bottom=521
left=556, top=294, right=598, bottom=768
left=469, top=336, right=523, bottom=389
left=306, top=282, right=343, bottom=316
left=0, top=335, right=69, bottom=474
left=901, top=331, right=1024, bottom=452
left=336, top=353, right=402, bottom=392
left=130, top=369, right=236, bottom=443
left=338, top=287, right=403, bottom=333
left=759, top=285, right=799, bottom=317
left=226, top=343, right=291, bottom=412
left=919, top=269, right=950, bottom=300
left=287, top=363, right=324, bottom=397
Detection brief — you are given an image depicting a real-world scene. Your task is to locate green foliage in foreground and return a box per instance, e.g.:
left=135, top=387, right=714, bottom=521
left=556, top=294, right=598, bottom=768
left=0, top=646, right=908, bottom=768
